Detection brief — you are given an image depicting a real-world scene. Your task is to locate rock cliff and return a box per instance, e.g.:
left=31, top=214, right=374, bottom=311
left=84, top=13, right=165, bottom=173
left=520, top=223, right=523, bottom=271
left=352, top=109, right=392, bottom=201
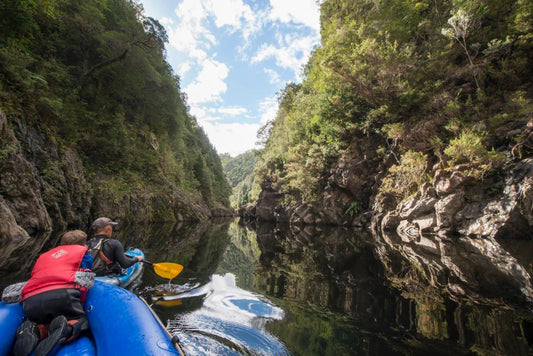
left=0, top=109, right=231, bottom=242
left=246, top=122, right=533, bottom=242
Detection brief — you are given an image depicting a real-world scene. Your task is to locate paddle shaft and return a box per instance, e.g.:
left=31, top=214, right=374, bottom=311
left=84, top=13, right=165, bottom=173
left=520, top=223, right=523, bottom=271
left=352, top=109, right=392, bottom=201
left=124, top=254, right=151, bottom=265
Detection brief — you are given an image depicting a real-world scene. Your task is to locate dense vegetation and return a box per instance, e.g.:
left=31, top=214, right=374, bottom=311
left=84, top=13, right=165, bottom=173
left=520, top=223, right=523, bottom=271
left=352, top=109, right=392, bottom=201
left=221, top=151, right=260, bottom=208
left=253, top=0, right=532, bottom=211
left=0, top=0, right=230, bottom=218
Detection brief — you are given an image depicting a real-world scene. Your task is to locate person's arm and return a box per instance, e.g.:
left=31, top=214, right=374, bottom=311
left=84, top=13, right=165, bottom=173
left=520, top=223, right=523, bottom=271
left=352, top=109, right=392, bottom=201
left=107, top=240, right=142, bottom=268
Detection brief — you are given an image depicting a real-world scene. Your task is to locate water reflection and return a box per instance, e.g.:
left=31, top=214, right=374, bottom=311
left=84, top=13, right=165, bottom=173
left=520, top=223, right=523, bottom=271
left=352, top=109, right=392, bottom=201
left=134, top=220, right=288, bottom=355
left=2, top=218, right=533, bottom=355
left=162, top=273, right=288, bottom=355
left=241, top=221, right=533, bottom=355
left=0, top=230, right=59, bottom=286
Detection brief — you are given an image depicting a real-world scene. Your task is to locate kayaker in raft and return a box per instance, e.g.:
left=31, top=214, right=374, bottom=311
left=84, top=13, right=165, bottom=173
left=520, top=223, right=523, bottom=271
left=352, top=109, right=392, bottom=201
left=86, top=217, right=143, bottom=276
left=6, top=230, right=95, bottom=356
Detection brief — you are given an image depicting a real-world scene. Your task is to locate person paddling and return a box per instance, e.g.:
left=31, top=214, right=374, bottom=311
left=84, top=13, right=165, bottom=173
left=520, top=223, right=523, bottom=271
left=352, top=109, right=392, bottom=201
left=86, top=217, right=143, bottom=276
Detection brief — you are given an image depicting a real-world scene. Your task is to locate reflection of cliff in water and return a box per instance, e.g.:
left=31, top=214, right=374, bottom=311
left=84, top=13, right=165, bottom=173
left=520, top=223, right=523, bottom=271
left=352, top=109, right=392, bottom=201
left=0, top=219, right=232, bottom=290
left=377, top=227, right=533, bottom=355
left=247, top=220, right=533, bottom=355
left=0, top=231, right=60, bottom=286
left=117, top=218, right=232, bottom=279
left=379, top=224, right=533, bottom=308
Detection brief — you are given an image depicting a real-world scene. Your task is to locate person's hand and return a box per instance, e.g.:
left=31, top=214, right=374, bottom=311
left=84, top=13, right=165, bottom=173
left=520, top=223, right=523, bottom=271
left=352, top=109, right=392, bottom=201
left=137, top=256, right=144, bottom=262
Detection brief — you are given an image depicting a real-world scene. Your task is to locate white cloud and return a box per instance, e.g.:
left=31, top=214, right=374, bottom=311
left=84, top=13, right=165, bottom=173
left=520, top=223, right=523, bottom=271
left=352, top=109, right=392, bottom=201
left=191, top=98, right=274, bottom=156
left=200, top=121, right=261, bottom=156
left=203, top=0, right=265, bottom=42
left=252, top=43, right=298, bottom=71
left=203, top=0, right=252, bottom=30
left=160, top=17, right=174, bottom=26
left=165, top=0, right=261, bottom=59
left=184, top=59, right=229, bottom=104
left=268, top=0, right=320, bottom=31
left=176, top=0, right=207, bottom=23
left=218, top=106, right=248, bottom=116
left=177, top=61, right=193, bottom=77
left=165, top=0, right=215, bottom=61
left=264, top=68, right=281, bottom=85
left=189, top=107, right=210, bottom=122
left=258, top=96, right=278, bottom=125
left=251, top=34, right=319, bottom=79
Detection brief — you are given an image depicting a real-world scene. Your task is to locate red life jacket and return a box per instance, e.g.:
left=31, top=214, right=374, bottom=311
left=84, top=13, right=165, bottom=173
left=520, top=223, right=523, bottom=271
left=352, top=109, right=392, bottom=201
left=21, top=245, right=88, bottom=301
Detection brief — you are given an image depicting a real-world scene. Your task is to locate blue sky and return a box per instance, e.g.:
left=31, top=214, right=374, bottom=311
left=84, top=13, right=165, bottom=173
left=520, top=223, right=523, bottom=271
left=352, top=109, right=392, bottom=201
left=139, top=0, right=321, bottom=156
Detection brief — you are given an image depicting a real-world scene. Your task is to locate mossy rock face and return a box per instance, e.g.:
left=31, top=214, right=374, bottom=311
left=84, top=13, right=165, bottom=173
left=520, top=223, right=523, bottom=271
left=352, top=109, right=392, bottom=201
left=39, top=148, right=92, bottom=229
left=0, top=111, right=52, bottom=234
left=90, top=177, right=215, bottom=225
left=0, top=107, right=228, bottom=242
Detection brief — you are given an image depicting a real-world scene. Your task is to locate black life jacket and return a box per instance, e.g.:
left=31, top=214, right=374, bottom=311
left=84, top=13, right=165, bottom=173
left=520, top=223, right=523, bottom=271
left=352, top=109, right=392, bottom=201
left=86, top=237, right=111, bottom=274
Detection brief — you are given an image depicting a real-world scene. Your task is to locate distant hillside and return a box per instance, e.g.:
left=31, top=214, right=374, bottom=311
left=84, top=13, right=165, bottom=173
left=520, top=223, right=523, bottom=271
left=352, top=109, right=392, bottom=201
left=221, top=151, right=260, bottom=208
left=0, top=0, right=231, bottom=237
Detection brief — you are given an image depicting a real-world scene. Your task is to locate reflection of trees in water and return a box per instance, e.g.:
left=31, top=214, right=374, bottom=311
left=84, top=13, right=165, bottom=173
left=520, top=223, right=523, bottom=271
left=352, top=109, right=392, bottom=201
left=246, top=220, right=533, bottom=356
left=3, top=219, right=532, bottom=355
left=252, top=222, right=388, bottom=320
left=250, top=222, right=423, bottom=355
left=215, top=221, right=262, bottom=291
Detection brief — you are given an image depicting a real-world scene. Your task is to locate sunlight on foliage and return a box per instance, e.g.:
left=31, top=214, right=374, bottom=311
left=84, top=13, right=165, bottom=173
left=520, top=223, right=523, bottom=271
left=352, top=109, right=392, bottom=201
left=380, top=150, right=429, bottom=199
left=444, top=130, right=506, bottom=176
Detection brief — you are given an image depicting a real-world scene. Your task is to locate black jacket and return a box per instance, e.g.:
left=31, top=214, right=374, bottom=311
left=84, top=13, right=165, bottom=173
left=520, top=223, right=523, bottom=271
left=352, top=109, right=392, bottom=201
left=86, top=235, right=137, bottom=276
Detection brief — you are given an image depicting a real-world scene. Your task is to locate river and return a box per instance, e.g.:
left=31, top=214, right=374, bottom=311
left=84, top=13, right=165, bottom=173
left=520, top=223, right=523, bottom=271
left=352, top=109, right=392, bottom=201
left=1, top=219, right=532, bottom=355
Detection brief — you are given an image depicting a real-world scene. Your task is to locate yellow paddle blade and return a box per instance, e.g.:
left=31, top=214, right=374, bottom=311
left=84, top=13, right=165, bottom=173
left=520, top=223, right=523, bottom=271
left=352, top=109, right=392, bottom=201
left=152, top=262, right=183, bottom=279
left=155, top=299, right=182, bottom=307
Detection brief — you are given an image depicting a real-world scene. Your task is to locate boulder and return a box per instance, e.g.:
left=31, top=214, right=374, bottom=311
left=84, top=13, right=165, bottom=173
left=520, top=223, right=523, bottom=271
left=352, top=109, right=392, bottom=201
left=413, top=213, right=437, bottom=233
left=434, top=170, right=466, bottom=196
left=435, top=192, right=465, bottom=231
left=0, top=197, right=29, bottom=241
left=398, top=194, right=438, bottom=219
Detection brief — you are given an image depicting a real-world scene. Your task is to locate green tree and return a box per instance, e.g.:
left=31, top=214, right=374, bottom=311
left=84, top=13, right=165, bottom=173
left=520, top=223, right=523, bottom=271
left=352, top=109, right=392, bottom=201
left=0, top=0, right=231, bottom=218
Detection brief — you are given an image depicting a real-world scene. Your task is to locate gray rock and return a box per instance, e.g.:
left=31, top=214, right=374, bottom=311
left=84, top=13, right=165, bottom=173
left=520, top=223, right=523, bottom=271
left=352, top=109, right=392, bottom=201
left=413, top=213, right=436, bottom=232
left=435, top=170, right=466, bottom=196
left=435, top=192, right=465, bottom=230
left=399, top=195, right=438, bottom=219
left=0, top=111, right=52, bottom=234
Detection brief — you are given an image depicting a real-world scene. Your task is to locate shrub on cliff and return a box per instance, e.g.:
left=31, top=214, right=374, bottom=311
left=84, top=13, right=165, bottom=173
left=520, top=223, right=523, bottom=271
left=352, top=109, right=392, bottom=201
left=380, top=150, right=429, bottom=199
left=444, top=131, right=506, bottom=177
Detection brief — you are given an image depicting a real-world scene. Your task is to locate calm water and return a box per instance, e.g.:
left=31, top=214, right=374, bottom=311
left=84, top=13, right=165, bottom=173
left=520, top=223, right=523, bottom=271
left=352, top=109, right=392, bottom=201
left=1, top=219, right=532, bottom=355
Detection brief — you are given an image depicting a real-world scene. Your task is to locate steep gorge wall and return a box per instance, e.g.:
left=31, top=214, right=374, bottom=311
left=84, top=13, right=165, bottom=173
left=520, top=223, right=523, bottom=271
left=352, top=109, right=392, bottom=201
left=0, top=0, right=233, bottom=245
left=248, top=124, right=533, bottom=240
left=243, top=0, right=533, bottom=242
left=0, top=109, right=228, bottom=241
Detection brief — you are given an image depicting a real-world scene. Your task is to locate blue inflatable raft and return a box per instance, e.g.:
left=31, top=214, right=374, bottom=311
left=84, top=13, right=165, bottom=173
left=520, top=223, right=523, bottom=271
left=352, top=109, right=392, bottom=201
left=94, top=248, right=144, bottom=288
left=0, top=248, right=184, bottom=356
left=0, top=281, right=183, bottom=355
